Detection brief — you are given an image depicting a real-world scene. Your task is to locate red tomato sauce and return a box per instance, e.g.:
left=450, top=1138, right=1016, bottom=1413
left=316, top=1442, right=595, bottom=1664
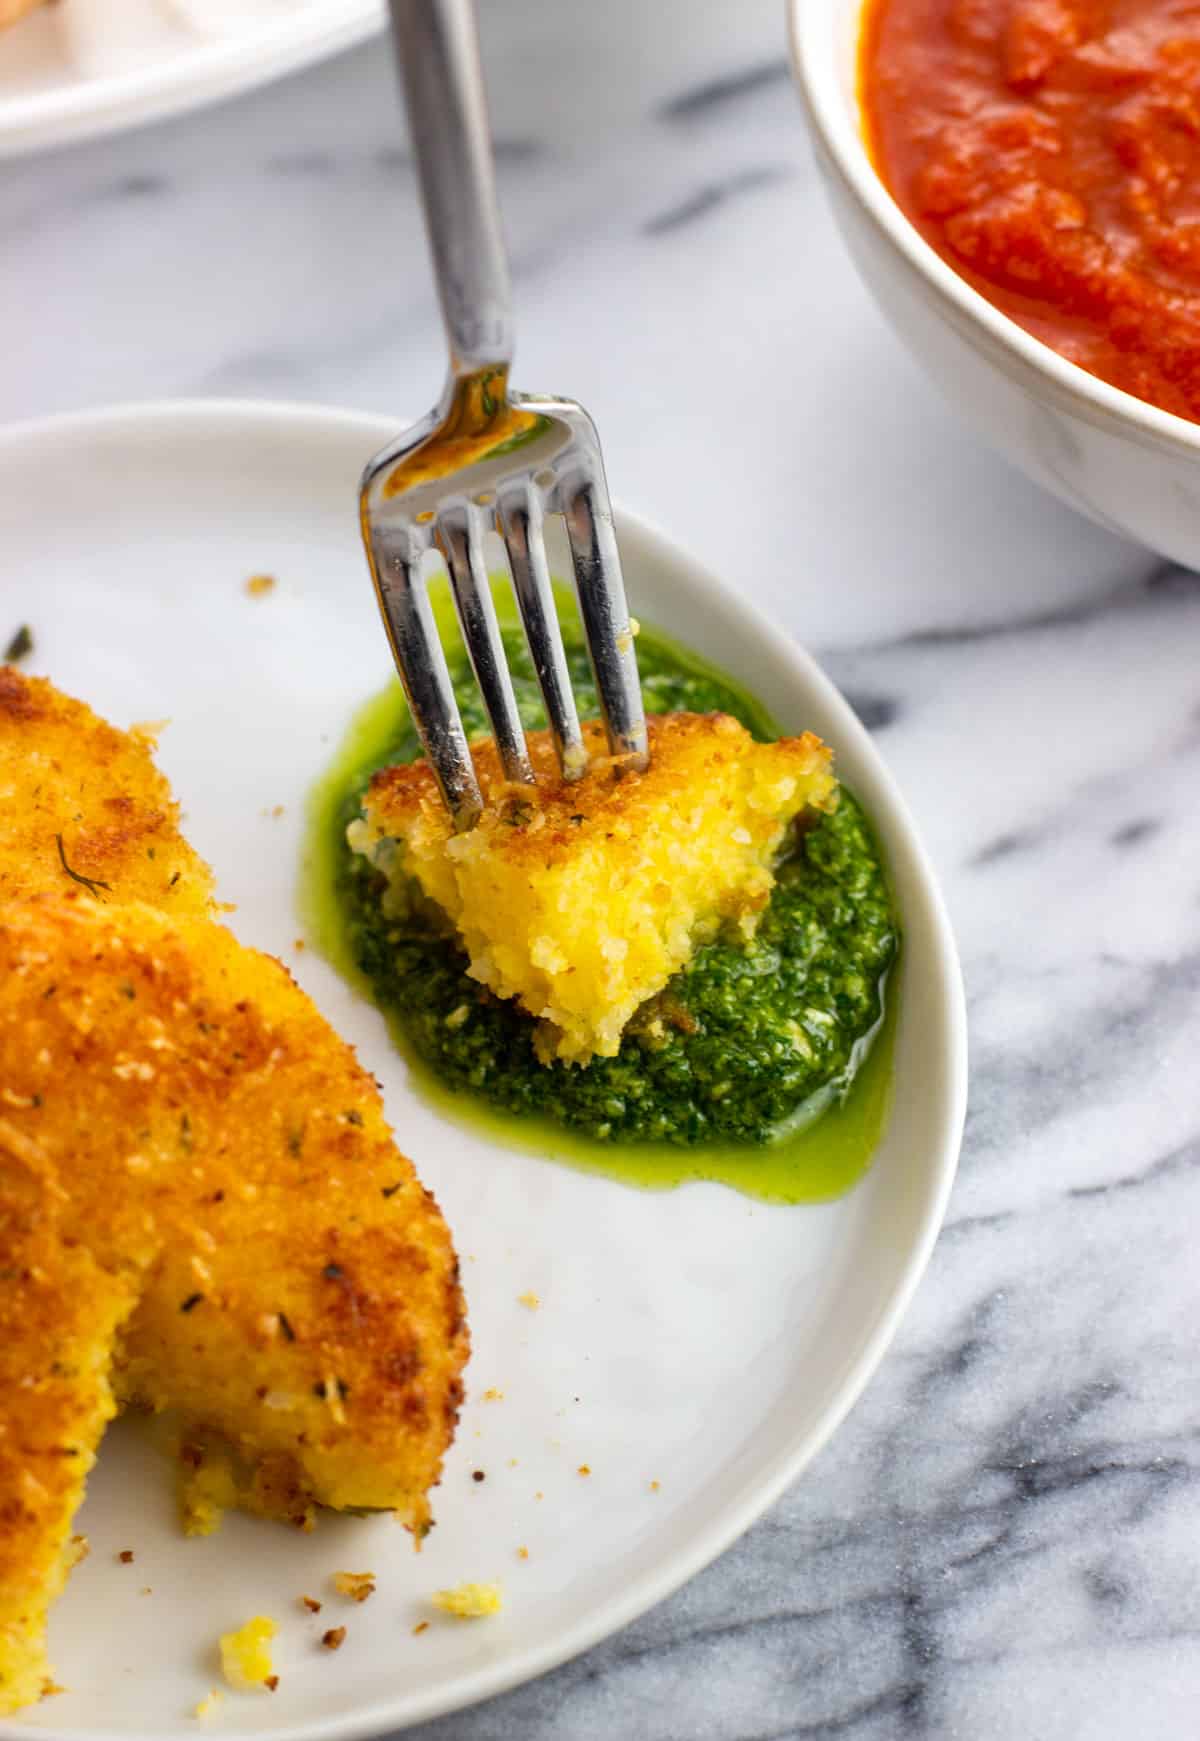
left=859, top=0, right=1200, bottom=422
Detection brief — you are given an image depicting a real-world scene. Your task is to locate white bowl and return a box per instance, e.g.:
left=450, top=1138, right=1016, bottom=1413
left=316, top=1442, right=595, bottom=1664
left=0, top=399, right=966, bottom=1739
left=790, top=0, right=1200, bottom=567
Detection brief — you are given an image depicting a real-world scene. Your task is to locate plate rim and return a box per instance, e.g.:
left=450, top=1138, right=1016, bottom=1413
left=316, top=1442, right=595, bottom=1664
left=0, top=397, right=968, bottom=1741
left=0, top=1, right=383, bottom=159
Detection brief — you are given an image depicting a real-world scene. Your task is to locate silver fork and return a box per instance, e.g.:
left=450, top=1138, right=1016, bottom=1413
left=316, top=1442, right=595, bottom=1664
left=360, top=0, right=648, bottom=833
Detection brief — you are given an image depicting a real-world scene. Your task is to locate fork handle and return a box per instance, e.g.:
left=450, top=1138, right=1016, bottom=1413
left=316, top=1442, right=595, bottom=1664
left=388, top=0, right=514, bottom=379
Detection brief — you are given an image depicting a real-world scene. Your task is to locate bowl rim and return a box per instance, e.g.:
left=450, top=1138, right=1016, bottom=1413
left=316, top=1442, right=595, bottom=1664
left=0, top=395, right=968, bottom=1741
left=788, top=0, right=1200, bottom=458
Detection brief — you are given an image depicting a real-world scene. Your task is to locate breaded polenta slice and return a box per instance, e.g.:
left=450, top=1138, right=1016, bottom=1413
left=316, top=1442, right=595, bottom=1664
left=0, top=894, right=467, bottom=1716
left=0, top=666, right=214, bottom=914
left=352, top=711, right=836, bottom=1062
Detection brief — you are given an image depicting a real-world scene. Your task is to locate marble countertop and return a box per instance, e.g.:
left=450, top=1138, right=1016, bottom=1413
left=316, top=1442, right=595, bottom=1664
left=6, top=3, right=1198, bottom=1736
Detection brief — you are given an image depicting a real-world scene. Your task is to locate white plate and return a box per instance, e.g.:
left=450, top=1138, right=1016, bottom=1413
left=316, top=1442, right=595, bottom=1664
left=0, top=400, right=966, bottom=1740
left=0, top=1, right=381, bottom=158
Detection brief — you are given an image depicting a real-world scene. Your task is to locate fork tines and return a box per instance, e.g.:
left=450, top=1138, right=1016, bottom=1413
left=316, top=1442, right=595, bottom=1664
left=497, top=480, right=584, bottom=780
left=361, top=394, right=647, bottom=832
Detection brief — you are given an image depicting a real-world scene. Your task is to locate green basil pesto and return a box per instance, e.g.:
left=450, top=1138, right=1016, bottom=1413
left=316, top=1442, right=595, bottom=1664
left=303, top=587, right=899, bottom=1203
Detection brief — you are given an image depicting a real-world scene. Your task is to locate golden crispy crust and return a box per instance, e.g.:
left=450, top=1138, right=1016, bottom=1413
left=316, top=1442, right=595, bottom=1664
left=0, top=667, right=214, bottom=916
left=0, top=1202, right=133, bottom=1714
left=0, top=894, right=467, bottom=1711
left=367, top=711, right=831, bottom=864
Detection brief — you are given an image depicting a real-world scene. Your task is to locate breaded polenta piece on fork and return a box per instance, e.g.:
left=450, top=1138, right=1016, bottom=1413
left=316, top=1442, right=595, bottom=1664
left=351, top=710, right=836, bottom=1063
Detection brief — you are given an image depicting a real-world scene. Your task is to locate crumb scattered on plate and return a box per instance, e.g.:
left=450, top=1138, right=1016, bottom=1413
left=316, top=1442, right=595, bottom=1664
left=300, top=1595, right=321, bottom=1614
left=517, top=1547, right=529, bottom=1562
left=321, top=1627, right=346, bottom=1652
left=517, top=1291, right=540, bottom=1310
left=649, top=1480, right=661, bottom=1492
left=193, top=1690, right=223, bottom=1721
left=412, top=1621, right=429, bottom=1637
left=3, top=624, right=33, bottom=665
left=117, top=1550, right=134, bottom=1564
left=482, top=1387, right=504, bottom=1401
left=218, top=1617, right=277, bottom=1691
left=332, top=1571, right=375, bottom=1603
left=577, top=1465, right=591, bottom=1477
left=244, top=574, right=276, bottom=598
left=431, top=1582, right=502, bottom=1619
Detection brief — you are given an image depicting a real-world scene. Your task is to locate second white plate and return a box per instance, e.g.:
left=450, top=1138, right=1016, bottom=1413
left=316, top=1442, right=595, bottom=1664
left=0, top=1, right=382, bottom=158
left=0, top=400, right=966, bottom=1740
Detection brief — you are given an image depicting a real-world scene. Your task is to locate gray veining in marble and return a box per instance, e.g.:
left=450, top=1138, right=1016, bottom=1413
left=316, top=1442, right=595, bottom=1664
left=5, top=1, right=1199, bottom=1735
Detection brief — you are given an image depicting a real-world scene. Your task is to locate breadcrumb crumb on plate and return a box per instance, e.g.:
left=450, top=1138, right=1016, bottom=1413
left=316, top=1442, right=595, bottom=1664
left=218, top=1617, right=277, bottom=1691
left=332, top=1571, right=376, bottom=1603
left=431, top=1583, right=503, bottom=1620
